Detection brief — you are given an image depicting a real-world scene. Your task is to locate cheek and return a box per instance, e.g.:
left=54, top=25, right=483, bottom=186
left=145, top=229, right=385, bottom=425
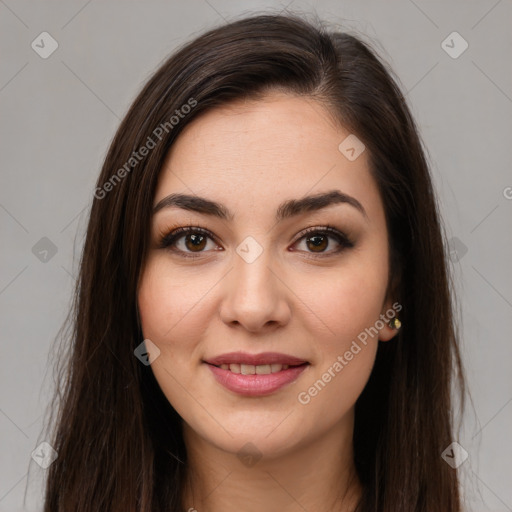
left=137, top=258, right=211, bottom=418
left=294, top=270, right=385, bottom=426
left=137, top=256, right=214, bottom=344
left=301, top=254, right=389, bottom=352
left=295, top=340, right=377, bottom=439
left=294, top=249, right=387, bottom=405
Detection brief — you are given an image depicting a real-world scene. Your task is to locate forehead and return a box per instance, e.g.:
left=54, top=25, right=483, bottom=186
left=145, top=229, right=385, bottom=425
left=155, top=92, right=383, bottom=223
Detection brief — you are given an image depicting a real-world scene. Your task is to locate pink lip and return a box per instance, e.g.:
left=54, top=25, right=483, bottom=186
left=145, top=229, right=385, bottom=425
left=205, top=362, right=309, bottom=397
left=204, top=351, right=308, bottom=366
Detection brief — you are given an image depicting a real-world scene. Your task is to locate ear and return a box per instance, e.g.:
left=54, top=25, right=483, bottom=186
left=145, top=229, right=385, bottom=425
left=378, top=298, right=402, bottom=342
left=378, top=259, right=402, bottom=341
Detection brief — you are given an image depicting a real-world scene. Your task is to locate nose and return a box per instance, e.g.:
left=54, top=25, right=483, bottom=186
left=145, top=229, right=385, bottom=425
left=219, top=248, right=291, bottom=333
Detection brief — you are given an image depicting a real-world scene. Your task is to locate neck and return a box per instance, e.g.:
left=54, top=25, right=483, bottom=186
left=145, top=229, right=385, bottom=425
left=180, top=413, right=362, bottom=512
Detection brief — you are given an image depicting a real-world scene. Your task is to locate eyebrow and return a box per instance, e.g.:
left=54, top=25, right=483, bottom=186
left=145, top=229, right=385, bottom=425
left=152, top=189, right=368, bottom=222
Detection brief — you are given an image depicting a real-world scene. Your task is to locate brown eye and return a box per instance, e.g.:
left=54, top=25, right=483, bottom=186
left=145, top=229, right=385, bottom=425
left=159, top=227, right=219, bottom=258
left=184, top=233, right=207, bottom=252
left=159, top=225, right=354, bottom=260
left=293, top=226, right=354, bottom=257
left=305, top=233, right=329, bottom=252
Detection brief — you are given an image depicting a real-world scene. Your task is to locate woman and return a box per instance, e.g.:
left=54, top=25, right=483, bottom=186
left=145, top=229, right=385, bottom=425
left=42, top=13, right=466, bottom=512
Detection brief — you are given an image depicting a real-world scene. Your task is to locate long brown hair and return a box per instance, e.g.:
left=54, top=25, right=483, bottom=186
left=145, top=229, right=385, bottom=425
left=40, top=12, right=465, bottom=511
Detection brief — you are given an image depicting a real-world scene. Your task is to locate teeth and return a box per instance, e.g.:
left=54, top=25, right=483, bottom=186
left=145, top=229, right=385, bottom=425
left=256, top=364, right=271, bottom=374
left=229, top=363, right=241, bottom=374
left=218, top=363, right=290, bottom=374
left=240, top=364, right=255, bottom=375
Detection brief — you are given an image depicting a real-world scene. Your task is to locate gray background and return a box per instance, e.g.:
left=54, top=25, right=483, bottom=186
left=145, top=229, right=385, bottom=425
left=1, top=1, right=511, bottom=510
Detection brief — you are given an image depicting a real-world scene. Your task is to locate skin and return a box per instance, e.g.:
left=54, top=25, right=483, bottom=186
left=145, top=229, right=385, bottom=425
left=137, top=91, right=399, bottom=512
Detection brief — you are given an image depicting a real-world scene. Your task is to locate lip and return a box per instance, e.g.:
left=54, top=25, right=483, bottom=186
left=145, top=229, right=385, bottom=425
left=204, top=352, right=310, bottom=397
left=204, top=351, right=308, bottom=366
left=206, top=363, right=309, bottom=397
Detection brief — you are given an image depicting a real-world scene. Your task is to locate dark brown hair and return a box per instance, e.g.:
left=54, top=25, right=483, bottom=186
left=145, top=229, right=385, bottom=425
left=40, top=12, right=465, bottom=512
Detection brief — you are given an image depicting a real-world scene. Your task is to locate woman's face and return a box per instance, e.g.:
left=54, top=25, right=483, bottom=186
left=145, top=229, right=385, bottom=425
left=137, top=92, right=398, bottom=458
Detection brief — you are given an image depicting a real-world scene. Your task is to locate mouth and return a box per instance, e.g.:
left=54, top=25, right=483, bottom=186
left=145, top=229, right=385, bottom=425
left=209, top=362, right=308, bottom=374
left=204, top=351, right=309, bottom=367
left=203, top=352, right=310, bottom=397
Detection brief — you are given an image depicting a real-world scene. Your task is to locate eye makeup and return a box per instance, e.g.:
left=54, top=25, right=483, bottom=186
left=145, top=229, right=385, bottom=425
left=156, top=223, right=355, bottom=260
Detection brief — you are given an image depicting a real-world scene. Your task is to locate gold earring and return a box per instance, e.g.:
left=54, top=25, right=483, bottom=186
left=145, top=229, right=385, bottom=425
left=389, top=317, right=401, bottom=330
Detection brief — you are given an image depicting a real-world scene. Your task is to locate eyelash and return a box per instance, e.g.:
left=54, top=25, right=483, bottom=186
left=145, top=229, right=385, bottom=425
left=157, top=224, right=354, bottom=260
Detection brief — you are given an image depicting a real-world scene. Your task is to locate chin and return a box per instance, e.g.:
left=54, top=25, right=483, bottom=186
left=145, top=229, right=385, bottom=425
left=183, top=414, right=308, bottom=461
